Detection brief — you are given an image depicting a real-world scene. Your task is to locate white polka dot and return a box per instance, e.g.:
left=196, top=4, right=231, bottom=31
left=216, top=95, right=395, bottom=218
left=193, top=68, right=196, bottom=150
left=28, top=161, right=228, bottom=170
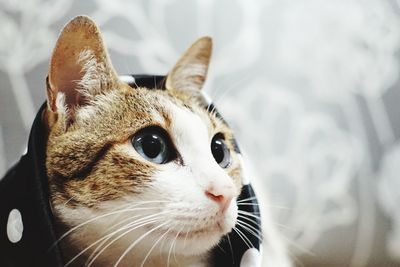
left=7, top=209, right=23, bottom=243
left=240, top=248, right=262, bottom=267
left=237, top=155, right=250, bottom=185
left=118, top=75, right=136, bottom=85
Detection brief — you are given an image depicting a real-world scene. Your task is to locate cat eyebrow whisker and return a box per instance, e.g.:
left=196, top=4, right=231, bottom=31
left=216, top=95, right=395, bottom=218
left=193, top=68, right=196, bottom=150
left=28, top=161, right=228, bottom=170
left=113, top=221, right=170, bottom=267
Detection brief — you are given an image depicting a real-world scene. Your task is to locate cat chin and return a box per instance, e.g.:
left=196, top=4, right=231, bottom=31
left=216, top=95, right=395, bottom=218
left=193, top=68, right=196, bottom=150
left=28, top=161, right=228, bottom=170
left=162, top=218, right=237, bottom=256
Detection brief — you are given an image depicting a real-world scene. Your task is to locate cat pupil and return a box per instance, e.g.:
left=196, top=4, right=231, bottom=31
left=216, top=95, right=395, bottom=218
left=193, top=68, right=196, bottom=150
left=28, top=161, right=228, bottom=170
left=212, top=140, right=224, bottom=163
left=132, top=127, right=171, bottom=164
left=142, top=135, right=162, bottom=158
left=211, top=136, right=230, bottom=168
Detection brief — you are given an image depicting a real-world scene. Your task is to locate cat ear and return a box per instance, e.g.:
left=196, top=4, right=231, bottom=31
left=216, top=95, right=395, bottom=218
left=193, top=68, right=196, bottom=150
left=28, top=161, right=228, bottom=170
left=165, top=37, right=212, bottom=92
left=47, top=15, right=119, bottom=114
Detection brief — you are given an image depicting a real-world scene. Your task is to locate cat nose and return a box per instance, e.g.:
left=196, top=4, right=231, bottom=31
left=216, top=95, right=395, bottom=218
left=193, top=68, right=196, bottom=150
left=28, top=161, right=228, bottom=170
left=205, top=185, right=235, bottom=213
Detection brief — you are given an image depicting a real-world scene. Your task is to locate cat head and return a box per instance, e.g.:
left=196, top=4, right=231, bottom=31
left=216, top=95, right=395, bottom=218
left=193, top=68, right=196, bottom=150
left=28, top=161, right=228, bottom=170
left=45, top=16, right=243, bottom=264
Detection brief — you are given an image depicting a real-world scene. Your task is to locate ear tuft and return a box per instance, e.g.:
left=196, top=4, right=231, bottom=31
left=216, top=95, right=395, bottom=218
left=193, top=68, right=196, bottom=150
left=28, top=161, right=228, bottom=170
left=166, top=37, right=212, bottom=92
left=47, top=15, right=118, bottom=115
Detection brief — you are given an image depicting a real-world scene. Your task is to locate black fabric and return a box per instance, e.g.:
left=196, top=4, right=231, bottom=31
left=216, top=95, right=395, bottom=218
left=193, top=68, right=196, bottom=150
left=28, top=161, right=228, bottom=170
left=0, top=103, right=63, bottom=267
left=123, top=74, right=166, bottom=89
left=0, top=75, right=261, bottom=267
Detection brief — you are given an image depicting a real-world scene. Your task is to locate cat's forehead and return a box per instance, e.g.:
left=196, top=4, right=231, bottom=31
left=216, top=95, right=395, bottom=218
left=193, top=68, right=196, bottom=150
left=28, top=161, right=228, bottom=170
left=72, top=82, right=231, bottom=146
left=120, top=84, right=227, bottom=135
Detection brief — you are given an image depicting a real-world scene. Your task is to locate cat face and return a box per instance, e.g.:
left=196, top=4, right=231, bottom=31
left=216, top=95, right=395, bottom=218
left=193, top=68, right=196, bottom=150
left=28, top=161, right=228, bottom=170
left=45, top=16, right=242, bottom=265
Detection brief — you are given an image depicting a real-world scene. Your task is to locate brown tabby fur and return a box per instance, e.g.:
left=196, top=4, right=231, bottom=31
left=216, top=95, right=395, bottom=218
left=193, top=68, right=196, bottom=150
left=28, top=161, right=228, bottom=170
left=44, top=16, right=242, bottom=265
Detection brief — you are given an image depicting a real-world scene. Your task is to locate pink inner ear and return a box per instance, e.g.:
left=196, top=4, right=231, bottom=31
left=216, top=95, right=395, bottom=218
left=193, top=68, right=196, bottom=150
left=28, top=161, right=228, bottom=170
left=51, top=59, right=85, bottom=111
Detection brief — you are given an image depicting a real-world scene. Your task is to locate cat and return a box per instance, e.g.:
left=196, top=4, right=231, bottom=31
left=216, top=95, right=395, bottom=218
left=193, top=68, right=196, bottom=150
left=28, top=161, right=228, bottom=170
left=43, top=15, right=291, bottom=267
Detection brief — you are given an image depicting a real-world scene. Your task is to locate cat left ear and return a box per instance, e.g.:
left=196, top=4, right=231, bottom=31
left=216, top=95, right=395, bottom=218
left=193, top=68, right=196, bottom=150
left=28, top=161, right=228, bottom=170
left=165, top=37, right=212, bottom=92
left=47, top=15, right=119, bottom=115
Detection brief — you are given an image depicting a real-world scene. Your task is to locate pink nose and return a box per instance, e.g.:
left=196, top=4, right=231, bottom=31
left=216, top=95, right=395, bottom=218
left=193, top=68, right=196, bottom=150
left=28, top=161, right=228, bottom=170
left=205, top=186, right=234, bottom=213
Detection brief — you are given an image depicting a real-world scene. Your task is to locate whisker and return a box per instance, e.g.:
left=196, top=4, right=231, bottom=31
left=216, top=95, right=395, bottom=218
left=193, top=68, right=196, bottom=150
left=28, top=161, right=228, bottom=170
left=113, top=221, right=169, bottom=267
left=63, top=197, right=75, bottom=206
left=237, top=214, right=259, bottom=225
left=236, top=196, right=257, bottom=203
left=211, top=73, right=253, bottom=108
left=183, top=216, right=198, bottom=248
left=237, top=202, right=260, bottom=206
left=278, top=232, right=315, bottom=257
left=238, top=210, right=294, bottom=231
left=236, top=219, right=263, bottom=242
left=235, top=225, right=255, bottom=248
left=238, top=201, right=292, bottom=211
left=105, top=208, right=162, bottom=234
left=181, top=213, right=201, bottom=252
left=207, top=75, right=232, bottom=100
left=87, top=211, right=171, bottom=267
left=232, top=227, right=252, bottom=249
left=183, top=227, right=190, bottom=249
left=66, top=213, right=167, bottom=267
left=51, top=200, right=171, bottom=249
left=216, top=242, right=226, bottom=254
left=167, top=225, right=184, bottom=267
left=139, top=228, right=171, bottom=267
left=85, top=218, right=159, bottom=265
left=238, top=210, right=261, bottom=221
left=226, top=234, right=235, bottom=265
left=236, top=225, right=263, bottom=244
left=238, top=198, right=291, bottom=210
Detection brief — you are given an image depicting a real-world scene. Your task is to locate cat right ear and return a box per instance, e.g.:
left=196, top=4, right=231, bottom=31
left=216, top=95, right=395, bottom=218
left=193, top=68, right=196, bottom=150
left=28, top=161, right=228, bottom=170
left=47, top=16, right=119, bottom=119
left=165, top=37, right=212, bottom=93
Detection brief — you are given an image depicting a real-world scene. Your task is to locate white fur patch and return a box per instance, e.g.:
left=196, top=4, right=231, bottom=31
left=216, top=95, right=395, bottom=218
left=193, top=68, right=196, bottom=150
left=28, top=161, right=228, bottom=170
left=55, top=92, right=67, bottom=116
left=76, top=49, right=110, bottom=99
left=75, top=90, right=119, bottom=123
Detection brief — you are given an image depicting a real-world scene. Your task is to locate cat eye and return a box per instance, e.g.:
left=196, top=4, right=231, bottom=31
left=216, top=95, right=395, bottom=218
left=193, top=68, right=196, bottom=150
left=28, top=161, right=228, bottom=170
left=211, top=135, right=231, bottom=168
left=132, top=127, right=173, bottom=164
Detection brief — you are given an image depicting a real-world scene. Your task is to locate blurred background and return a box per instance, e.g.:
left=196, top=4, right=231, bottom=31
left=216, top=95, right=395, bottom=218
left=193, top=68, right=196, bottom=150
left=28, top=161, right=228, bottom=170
left=1, top=0, right=400, bottom=266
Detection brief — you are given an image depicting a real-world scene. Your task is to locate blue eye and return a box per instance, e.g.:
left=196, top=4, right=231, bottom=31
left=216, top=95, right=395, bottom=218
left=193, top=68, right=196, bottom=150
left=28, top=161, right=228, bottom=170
left=211, top=135, right=231, bottom=168
left=132, top=128, right=171, bottom=164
